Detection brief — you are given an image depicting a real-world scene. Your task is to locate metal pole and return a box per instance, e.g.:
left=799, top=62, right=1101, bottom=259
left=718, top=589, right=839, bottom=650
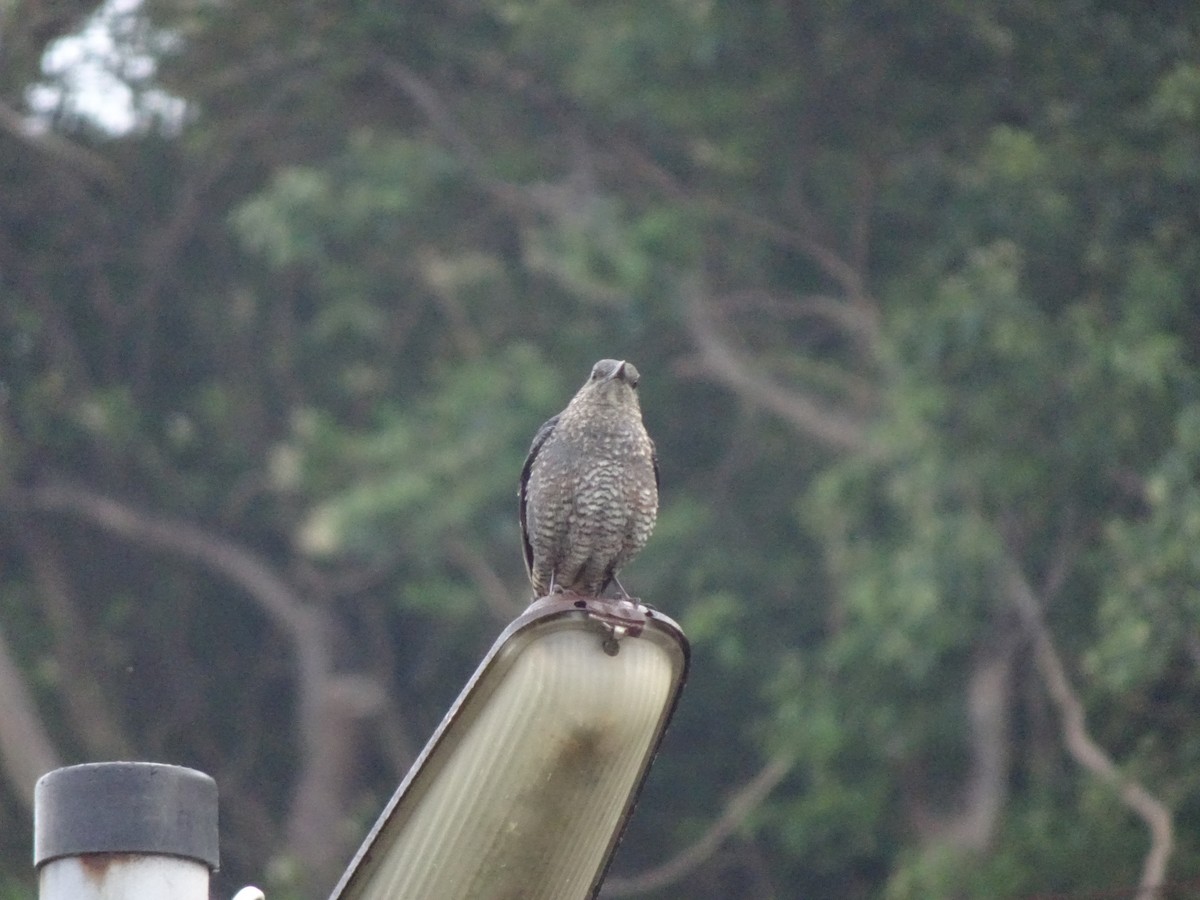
left=34, top=762, right=219, bottom=900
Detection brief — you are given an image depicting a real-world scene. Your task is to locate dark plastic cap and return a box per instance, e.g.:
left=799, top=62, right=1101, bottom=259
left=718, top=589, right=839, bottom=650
left=34, top=762, right=219, bottom=869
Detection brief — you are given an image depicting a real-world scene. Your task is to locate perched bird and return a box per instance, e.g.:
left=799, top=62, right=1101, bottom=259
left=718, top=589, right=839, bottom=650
left=520, top=359, right=660, bottom=599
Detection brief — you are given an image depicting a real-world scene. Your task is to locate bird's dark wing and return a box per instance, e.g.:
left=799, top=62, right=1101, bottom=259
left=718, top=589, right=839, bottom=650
left=651, top=439, right=661, bottom=492
left=518, top=414, right=559, bottom=577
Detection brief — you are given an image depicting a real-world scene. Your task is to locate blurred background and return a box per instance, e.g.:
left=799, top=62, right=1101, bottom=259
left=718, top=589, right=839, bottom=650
left=2, top=1, right=1200, bottom=897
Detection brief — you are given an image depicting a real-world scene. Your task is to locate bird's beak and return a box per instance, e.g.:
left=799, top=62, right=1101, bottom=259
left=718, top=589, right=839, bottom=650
left=611, top=361, right=627, bottom=381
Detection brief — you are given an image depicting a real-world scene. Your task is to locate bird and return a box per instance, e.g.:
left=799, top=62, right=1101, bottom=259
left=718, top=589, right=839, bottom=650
left=519, top=359, right=660, bottom=600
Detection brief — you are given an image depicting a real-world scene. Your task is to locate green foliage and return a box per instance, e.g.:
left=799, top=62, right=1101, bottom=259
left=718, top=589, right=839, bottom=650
left=233, top=135, right=464, bottom=272
left=1091, top=405, right=1200, bottom=692
left=289, top=345, right=557, bottom=618
left=0, top=875, right=33, bottom=900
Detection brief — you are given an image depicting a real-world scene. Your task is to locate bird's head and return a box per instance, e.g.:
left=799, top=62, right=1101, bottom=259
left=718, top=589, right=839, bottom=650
left=573, top=359, right=642, bottom=408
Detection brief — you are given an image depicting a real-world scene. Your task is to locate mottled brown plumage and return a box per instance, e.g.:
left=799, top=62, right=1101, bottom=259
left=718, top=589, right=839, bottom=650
left=519, top=359, right=660, bottom=599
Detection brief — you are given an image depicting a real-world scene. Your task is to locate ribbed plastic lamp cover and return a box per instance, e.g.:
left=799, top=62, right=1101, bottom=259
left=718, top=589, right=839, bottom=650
left=331, top=597, right=688, bottom=900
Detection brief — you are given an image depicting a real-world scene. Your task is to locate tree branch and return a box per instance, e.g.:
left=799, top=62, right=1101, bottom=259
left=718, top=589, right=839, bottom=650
left=1000, top=555, right=1173, bottom=898
left=683, top=285, right=874, bottom=453
left=128, top=72, right=320, bottom=389
left=907, top=627, right=1018, bottom=853
left=20, top=525, right=132, bottom=759
left=604, top=131, right=873, bottom=308
left=373, top=55, right=528, bottom=211
left=601, top=754, right=794, bottom=896
left=0, top=620, right=62, bottom=808
left=23, top=480, right=378, bottom=889
left=0, top=98, right=122, bottom=190
left=446, top=536, right=525, bottom=621
left=28, top=481, right=317, bottom=638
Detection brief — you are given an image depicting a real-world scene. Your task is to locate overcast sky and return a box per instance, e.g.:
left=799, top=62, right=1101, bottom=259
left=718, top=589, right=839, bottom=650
left=28, top=0, right=184, bottom=134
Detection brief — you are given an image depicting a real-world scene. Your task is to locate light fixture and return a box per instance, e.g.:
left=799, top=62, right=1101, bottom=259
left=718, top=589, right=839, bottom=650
left=330, top=594, right=688, bottom=900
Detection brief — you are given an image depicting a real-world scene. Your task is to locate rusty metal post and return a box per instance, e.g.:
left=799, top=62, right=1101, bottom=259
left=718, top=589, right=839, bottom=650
left=34, top=762, right=219, bottom=900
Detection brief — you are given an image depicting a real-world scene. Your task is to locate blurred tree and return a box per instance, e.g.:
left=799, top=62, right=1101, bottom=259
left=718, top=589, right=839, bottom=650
left=1, top=0, right=1199, bottom=898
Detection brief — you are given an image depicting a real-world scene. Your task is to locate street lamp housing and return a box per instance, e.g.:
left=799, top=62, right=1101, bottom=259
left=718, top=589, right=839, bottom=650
left=330, top=594, right=688, bottom=900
